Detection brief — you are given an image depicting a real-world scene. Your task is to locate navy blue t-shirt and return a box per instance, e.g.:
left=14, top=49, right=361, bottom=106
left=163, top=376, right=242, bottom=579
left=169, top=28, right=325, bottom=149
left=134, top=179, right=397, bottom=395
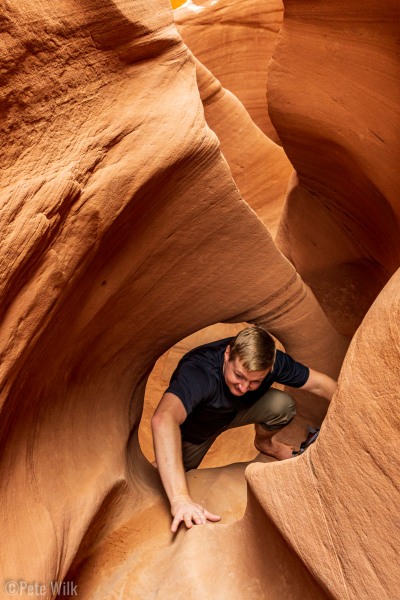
left=166, top=337, right=309, bottom=443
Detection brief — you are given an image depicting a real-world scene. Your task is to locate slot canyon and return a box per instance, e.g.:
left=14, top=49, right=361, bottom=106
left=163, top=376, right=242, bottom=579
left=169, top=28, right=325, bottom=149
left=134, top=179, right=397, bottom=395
left=0, top=0, right=399, bottom=598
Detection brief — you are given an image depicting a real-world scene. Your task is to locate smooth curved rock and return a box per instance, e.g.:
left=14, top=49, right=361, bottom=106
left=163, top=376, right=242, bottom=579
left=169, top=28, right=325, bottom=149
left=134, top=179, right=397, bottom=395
left=1, top=0, right=398, bottom=597
left=175, top=0, right=284, bottom=143
left=195, top=57, right=293, bottom=234
left=0, top=0, right=343, bottom=593
left=269, top=0, right=400, bottom=336
left=75, top=268, right=400, bottom=599
left=246, top=266, right=400, bottom=599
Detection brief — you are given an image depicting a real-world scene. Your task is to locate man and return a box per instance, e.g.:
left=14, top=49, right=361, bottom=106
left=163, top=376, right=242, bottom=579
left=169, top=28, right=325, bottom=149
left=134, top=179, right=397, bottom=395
left=151, top=326, right=337, bottom=533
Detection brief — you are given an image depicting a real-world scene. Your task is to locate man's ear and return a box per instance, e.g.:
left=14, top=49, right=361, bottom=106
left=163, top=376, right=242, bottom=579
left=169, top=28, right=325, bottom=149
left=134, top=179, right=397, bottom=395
left=224, top=345, right=231, bottom=361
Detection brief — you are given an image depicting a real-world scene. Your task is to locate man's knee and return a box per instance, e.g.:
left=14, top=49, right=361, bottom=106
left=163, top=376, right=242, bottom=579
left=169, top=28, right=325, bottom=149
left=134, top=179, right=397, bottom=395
left=259, top=390, right=296, bottom=431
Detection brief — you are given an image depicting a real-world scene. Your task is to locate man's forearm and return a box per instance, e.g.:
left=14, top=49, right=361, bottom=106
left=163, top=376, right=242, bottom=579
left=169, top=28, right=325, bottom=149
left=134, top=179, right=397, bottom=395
left=151, top=395, right=222, bottom=531
left=317, top=373, right=337, bottom=401
left=152, top=414, right=190, bottom=505
left=302, top=369, right=338, bottom=402
left=311, top=372, right=337, bottom=401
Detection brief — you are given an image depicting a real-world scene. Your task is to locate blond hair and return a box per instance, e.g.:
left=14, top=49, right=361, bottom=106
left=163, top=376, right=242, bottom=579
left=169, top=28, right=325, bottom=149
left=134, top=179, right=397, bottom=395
left=228, top=326, right=276, bottom=371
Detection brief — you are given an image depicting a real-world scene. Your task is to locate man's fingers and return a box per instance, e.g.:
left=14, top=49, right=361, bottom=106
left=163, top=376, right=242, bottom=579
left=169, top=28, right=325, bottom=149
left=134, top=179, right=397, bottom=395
left=204, top=510, right=221, bottom=522
left=171, top=515, right=180, bottom=533
left=183, top=513, right=194, bottom=529
left=193, top=512, right=207, bottom=525
left=171, top=500, right=220, bottom=532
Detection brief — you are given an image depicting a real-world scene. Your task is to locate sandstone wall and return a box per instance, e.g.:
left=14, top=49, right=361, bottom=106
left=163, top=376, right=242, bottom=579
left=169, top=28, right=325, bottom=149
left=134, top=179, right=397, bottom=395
left=0, top=0, right=342, bottom=594
left=247, top=267, right=400, bottom=599
left=0, top=0, right=398, bottom=598
left=175, top=0, right=284, bottom=142
left=269, top=0, right=400, bottom=335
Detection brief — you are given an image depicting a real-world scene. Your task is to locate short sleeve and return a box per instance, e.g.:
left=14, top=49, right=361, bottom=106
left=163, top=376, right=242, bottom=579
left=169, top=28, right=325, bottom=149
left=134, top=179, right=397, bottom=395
left=273, top=350, right=310, bottom=388
left=166, top=363, right=215, bottom=417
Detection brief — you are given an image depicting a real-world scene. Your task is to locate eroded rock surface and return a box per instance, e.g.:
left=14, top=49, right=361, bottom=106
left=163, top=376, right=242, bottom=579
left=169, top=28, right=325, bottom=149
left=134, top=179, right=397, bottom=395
left=269, top=0, right=400, bottom=335
left=175, top=0, right=284, bottom=142
left=0, top=0, right=398, bottom=598
left=247, top=267, right=400, bottom=599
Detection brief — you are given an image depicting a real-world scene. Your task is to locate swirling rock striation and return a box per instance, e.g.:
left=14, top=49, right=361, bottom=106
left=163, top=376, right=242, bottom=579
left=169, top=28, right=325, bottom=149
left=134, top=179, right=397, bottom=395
left=175, top=0, right=284, bottom=143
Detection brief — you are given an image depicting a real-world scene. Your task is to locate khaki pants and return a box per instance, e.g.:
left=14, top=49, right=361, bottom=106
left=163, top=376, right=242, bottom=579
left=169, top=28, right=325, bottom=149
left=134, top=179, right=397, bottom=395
left=181, top=388, right=296, bottom=471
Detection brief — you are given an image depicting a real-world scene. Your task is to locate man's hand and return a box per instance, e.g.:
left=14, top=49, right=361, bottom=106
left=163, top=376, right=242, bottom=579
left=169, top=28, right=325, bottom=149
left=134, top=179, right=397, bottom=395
left=170, top=494, right=221, bottom=533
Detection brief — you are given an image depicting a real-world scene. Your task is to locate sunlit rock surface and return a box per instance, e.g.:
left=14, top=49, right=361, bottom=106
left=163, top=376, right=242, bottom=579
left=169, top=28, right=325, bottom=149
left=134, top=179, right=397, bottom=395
left=175, top=0, right=284, bottom=143
left=0, top=0, right=399, bottom=598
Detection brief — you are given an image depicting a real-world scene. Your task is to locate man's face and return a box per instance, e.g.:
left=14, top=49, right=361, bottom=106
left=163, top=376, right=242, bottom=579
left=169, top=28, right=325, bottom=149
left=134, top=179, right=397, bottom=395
left=223, top=347, right=270, bottom=396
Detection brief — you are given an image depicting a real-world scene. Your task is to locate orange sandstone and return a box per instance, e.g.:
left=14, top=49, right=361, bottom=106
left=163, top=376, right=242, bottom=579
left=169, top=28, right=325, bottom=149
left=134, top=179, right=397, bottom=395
left=0, top=0, right=398, bottom=598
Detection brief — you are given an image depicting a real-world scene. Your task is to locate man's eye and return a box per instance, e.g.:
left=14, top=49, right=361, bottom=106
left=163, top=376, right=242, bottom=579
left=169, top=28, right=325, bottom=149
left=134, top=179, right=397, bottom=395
left=235, top=373, right=244, bottom=379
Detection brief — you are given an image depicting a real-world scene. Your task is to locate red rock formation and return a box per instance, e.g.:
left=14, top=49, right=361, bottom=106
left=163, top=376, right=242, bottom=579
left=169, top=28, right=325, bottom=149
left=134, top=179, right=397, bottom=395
left=1, top=0, right=398, bottom=598
left=269, top=0, right=400, bottom=335
left=0, top=0, right=343, bottom=594
left=195, top=57, right=293, bottom=233
left=52, top=269, right=400, bottom=599
left=175, top=0, right=284, bottom=142
left=247, top=267, right=400, bottom=599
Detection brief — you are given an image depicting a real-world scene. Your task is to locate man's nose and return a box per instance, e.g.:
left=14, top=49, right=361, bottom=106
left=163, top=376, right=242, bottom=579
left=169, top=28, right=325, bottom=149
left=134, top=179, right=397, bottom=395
left=239, top=381, right=249, bottom=392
